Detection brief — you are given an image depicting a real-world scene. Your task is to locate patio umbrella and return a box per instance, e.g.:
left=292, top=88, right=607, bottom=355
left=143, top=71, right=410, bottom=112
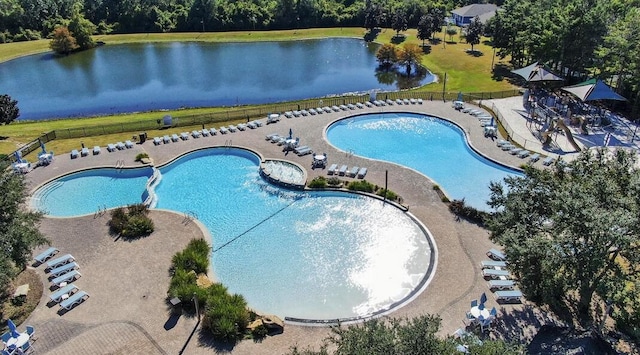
left=561, top=79, right=627, bottom=102
left=13, top=151, right=23, bottom=164
left=480, top=292, right=487, bottom=305
left=40, top=140, right=47, bottom=155
left=289, top=128, right=293, bottom=139
left=512, top=62, right=564, bottom=83
left=7, top=319, right=19, bottom=338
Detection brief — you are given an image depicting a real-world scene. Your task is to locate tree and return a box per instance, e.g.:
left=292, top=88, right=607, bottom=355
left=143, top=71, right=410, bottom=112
left=375, top=43, right=397, bottom=68
left=49, top=26, right=78, bottom=55
left=398, top=43, right=423, bottom=75
left=67, top=3, right=96, bottom=50
left=0, top=94, right=19, bottom=125
left=417, top=14, right=433, bottom=46
left=465, top=16, right=483, bottom=52
left=428, top=6, right=445, bottom=39
left=0, top=160, right=49, bottom=298
left=446, top=26, right=458, bottom=42
left=390, top=9, right=407, bottom=37
left=487, top=148, right=640, bottom=328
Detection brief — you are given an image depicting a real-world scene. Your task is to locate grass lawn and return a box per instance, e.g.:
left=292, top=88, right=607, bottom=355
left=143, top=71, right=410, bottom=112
left=0, top=27, right=516, bottom=156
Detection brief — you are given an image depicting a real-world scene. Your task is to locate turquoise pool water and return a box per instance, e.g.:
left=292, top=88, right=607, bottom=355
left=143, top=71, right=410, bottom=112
left=32, top=148, right=433, bottom=321
left=326, top=113, right=522, bottom=210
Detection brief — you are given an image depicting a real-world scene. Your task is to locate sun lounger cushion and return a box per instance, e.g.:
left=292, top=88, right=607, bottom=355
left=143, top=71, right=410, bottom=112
left=327, top=164, right=338, bottom=175
left=35, top=247, right=59, bottom=264
left=338, top=165, right=348, bottom=176
left=93, top=146, right=101, bottom=155
left=70, top=149, right=79, bottom=159
left=482, top=269, right=511, bottom=279
left=46, top=254, right=75, bottom=269
left=494, top=290, right=522, bottom=303
left=49, top=283, right=79, bottom=303
left=357, top=167, right=367, bottom=178
left=49, top=262, right=79, bottom=278
left=349, top=166, right=360, bottom=177
left=488, top=280, right=515, bottom=291
left=51, top=270, right=81, bottom=287
left=60, top=290, right=89, bottom=310
left=481, top=260, right=507, bottom=269
left=487, top=248, right=506, bottom=261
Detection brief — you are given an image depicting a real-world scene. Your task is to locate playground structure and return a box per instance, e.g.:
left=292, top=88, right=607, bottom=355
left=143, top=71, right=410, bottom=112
left=539, top=117, right=581, bottom=152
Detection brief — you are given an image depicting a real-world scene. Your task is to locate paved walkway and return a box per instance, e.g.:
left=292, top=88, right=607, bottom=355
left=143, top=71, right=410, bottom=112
left=23, top=98, right=582, bottom=354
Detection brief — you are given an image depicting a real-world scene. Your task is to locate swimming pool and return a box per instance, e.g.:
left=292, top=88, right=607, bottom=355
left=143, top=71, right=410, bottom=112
left=326, top=113, right=522, bottom=210
left=31, top=148, right=434, bottom=321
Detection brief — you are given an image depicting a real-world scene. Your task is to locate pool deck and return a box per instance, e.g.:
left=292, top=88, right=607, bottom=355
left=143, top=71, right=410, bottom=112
left=25, top=98, right=586, bottom=354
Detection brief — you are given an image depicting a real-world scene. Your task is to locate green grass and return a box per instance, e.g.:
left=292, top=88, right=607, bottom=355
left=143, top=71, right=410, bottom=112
left=0, top=27, right=516, bottom=156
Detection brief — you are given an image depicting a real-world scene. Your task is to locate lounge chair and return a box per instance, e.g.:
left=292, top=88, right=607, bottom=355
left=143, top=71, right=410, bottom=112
left=364, top=101, right=374, bottom=107
left=210, top=128, right=219, bottom=135
left=107, top=144, right=116, bottom=152
left=191, top=130, right=201, bottom=138
left=51, top=270, right=81, bottom=287
left=284, top=111, right=294, bottom=118
left=339, top=105, right=348, bottom=111
left=494, top=290, right=523, bottom=303
left=25, top=325, right=35, bottom=341
left=309, top=108, right=318, bottom=115
left=228, top=125, right=237, bottom=132
left=49, top=261, right=79, bottom=278
left=19, top=342, right=33, bottom=355
left=70, top=149, right=79, bottom=159
left=93, top=146, right=101, bottom=155
left=180, top=132, right=189, bottom=140
left=347, top=104, right=356, bottom=110
left=496, top=139, right=509, bottom=147
left=482, top=269, right=511, bottom=280
left=59, top=290, right=89, bottom=310
left=49, top=283, right=79, bottom=303
left=315, top=107, right=324, bottom=114
left=201, top=128, right=210, bottom=136
left=153, top=137, right=162, bottom=145
left=266, top=133, right=279, bottom=141
left=356, top=102, right=365, bottom=108
left=171, top=134, right=180, bottom=142
left=296, top=147, right=313, bottom=156
left=293, top=145, right=309, bottom=154
left=80, top=147, right=89, bottom=157
left=252, top=120, right=263, bottom=127
left=395, top=99, right=403, bottom=105
left=46, top=254, right=75, bottom=270
left=410, top=98, right=417, bottom=104
left=34, top=247, right=59, bottom=264
left=116, top=142, right=125, bottom=150
left=163, top=135, right=171, bottom=144
left=487, top=248, right=506, bottom=261
left=517, top=150, right=531, bottom=158
left=331, top=105, right=340, bottom=112
left=219, top=127, right=229, bottom=134
left=247, top=121, right=257, bottom=129
left=509, top=148, right=523, bottom=155
left=386, top=99, right=394, bottom=105
left=480, top=260, right=507, bottom=269
left=125, top=140, right=134, bottom=148
left=237, top=123, right=247, bottom=131
left=417, top=98, right=423, bottom=104
left=323, top=106, right=332, bottom=113
left=500, top=143, right=515, bottom=151
left=348, top=166, right=360, bottom=177
left=488, top=280, right=515, bottom=291
left=357, top=167, right=367, bottom=179
left=543, top=156, right=555, bottom=166
left=293, top=110, right=302, bottom=117
left=403, top=99, right=411, bottom=105
left=338, top=164, right=348, bottom=176
left=1, top=332, right=10, bottom=343
left=327, top=163, right=338, bottom=175
left=529, top=153, right=540, bottom=162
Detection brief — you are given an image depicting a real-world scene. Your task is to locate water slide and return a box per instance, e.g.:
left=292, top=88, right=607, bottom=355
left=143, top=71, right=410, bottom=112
left=541, top=118, right=581, bottom=152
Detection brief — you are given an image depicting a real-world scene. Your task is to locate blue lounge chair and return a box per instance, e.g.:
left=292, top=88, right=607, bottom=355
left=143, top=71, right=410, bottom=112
left=70, top=149, right=79, bottom=159
left=470, top=299, right=478, bottom=308
left=51, top=270, right=81, bottom=288
left=338, top=165, right=348, bottom=176
left=357, top=167, right=368, bottom=179
left=486, top=248, right=506, bottom=261
left=60, top=290, right=89, bottom=311
left=495, top=290, right=523, bottom=303
left=49, top=262, right=79, bottom=278
left=327, top=164, right=338, bottom=175
left=34, top=247, right=58, bottom=264
left=488, top=279, right=515, bottom=291
left=49, top=283, right=79, bottom=303
left=482, top=269, right=511, bottom=280
left=480, top=260, right=507, bottom=269
left=46, top=254, right=75, bottom=270
left=349, top=166, right=360, bottom=177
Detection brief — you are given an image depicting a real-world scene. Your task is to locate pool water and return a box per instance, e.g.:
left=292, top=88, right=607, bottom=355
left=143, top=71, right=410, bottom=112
left=32, top=148, right=433, bottom=321
left=326, top=113, right=522, bottom=210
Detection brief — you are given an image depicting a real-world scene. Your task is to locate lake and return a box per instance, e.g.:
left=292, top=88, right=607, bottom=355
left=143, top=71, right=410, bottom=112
left=0, top=38, right=434, bottom=120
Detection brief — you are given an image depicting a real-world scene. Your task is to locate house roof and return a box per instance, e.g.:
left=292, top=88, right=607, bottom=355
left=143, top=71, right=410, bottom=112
left=451, top=4, right=499, bottom=18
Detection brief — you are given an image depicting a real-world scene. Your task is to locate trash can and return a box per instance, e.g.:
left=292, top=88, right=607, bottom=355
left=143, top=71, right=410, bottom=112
left=139, top=132, right=147, bottom=144
left=170, top=297, right=182, bottom=315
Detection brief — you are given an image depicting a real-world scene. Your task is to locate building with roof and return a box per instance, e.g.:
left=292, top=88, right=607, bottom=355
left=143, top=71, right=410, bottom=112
left=451, top=4, right=499, bottom=27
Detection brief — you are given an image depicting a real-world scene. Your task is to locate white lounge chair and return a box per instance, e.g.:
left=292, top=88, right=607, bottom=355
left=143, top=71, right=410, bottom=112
left=495, top=290, right=523, bottom=303
left=309, top=108, right=318, bottom=115
left=116, top=142, right=125, bottom=150
left=488, top=280, right=515, bottom=291
left=201, top=128, right=210, bottom=136
left=410, top=98, right=417, bottom=104
left=293, top=145, right=309, bottom=154
left=501, top=143, right=515, bottom=151
left=219, top=127, right=229, bottom=134
left=338, top=165, right=348, bottom=176
left=107, top=143, right=117, bottom=152
left=49, top=283, right=79, bottom=303
left=529, top=153, right=540, bottom=162
left=209, top=128, right=218, bottom=135
left=252, top=120, right=263, bottom=127
left=296, top=147, right=313, bottom=156
left=70, top=149, right=79, bottom=159
left=386, top=99, right=394, bottom=105
left=93, top=146, right=101, bottom=155
left=349, top=166, right=360, bottom=177
left=237, top=123, right=247, bottom=131
left=125, top=140, right=134, bottom=148
left=247, top=121, right=257, bottom=129
left=179, top=132, right=188, bottom=140
left=301, top=109, right=310, bottom=116
left=481, top=260, right=507, bottom=269
left=60, top=290, right=89, bottom=310
left=543, top=157, right=555, bottom=166
left=228, top=125, right=237, bottom=132
left=323, top=106, right=332, bottom=113
left=487, top=248, right=506, bottom=261
left=49, top=262, right=79, bottom=278
left=364, top=101, right=374, bottom=107
left=339, top=105, right=348, bottom=111
left=315, top=107, right=324, bottom=114
left=171, top=134, right=180, bottom=142
left=163, top=135, right=171, bottom=144
left=496, top=139, right=510, bottom=147
left=395, top=99, right=403, bottom=105
left=284, top=111, right=294, bottom=118
left=357, top=167, right=367, bottom=179
left=51, top=270, right=81, bottom=287
left=482, top=269, right=511, bottom=280
left=46, top=254, right=75, bottom=270
left=293, top=110, right=302, bottom=117
left=81, top=147, right=89, bottom=157
left=153, top=137, right=162, bottom=145
left=517, top=150, right=531, bottom=158
left=509, top=148, right=523, bottom=155
left=327, top=163, right=338, bottom=175
left=417, top=98, right=423, bottom=104
left=356, top=102, right=365, bottom=108
left=347, top=104, right=356, bottom=110
left=403, top=99, right=411, bottom=105
left=331, top=105, right=340, bottom=112
left=34, top=247, right=59, bottom=264
left=191, top=130, right=201, bottom=138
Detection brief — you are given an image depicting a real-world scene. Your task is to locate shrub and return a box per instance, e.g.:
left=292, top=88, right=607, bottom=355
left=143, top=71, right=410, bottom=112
left=346, top=180, right=375, bottom=193
left=172, top=239, right=210, bottom=275
left=448, top=199, right=488, bottom=224
left=251, top=323, right=269, bottom=340
left=135, top=153, right=149, bottom=161
left=327, top=177, right=342, bottom=186
left=108, top=204, right=154, bottom=239
left=202, top=284, right=250, bottom=343
left=376, top=188, right=398, bottom=201
left=121, top=215, right=154, bottom=238
left=308, top=176, right=327, bottom=188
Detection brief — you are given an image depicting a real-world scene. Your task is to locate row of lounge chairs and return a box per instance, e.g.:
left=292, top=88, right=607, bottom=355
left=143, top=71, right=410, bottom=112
left=327, top=164, right=367, bottom=178
left=265, top=133, right=313, bottom=156
left=34, top=249, right=89, bottom=311
left=495, top=140, right=555, bottom=165
left=71, top=141, right=134, bottom=158
left=281, top=99, right=424, bottom=118
left=153, top=120, right=264, bottom=146
left=482, top=249, right=523, bottom=303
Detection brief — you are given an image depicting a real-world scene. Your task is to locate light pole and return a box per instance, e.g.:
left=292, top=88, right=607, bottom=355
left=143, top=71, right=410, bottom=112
left=491, top=47, right=496, bottom=70
left=192, top=292, right=200, bottom=322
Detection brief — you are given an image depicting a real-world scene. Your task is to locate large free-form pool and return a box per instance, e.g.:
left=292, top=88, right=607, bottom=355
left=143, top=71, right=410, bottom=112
left=31, top=148, right=434, bottom=321
left=327, top=112, right=522, bottom=210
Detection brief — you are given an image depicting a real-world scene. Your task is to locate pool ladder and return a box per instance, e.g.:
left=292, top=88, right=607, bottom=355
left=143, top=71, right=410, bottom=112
left=94, top=204, right=107, bottom=219
left=224, top=139, right=233, bottom=147
left=115, top=159, right=125, bottom=172
left=345, top=149, right=354, bottom=158
left=183, top=210, right=198, bottom=225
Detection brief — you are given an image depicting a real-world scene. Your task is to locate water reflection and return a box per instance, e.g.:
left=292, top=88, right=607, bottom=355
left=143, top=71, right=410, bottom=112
left=0, top=38, right=435, bottom=120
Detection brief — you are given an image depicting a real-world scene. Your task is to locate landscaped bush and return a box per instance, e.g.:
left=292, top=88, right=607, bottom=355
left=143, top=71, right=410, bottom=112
left=108, top=203, right=154, bottom=239
left=171, top=239, right=210, bottom=275
left=135, top=152, right=149, bottom=161
left=202, top=283, right=250, bottom=343
left=168, top=268, right=208, bottom=306
left=327, top=177, right=342, bottom=186
left=307, top=176, right=327, bottom=188
left=346, top=180, right=375, bottom=193
left=448, top=199, right=489, bottom=224
left=376, top=188, right=398, bottom=201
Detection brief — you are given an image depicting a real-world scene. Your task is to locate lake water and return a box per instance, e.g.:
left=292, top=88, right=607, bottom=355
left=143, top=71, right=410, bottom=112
left=1, top=38, right=434, bottom=120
